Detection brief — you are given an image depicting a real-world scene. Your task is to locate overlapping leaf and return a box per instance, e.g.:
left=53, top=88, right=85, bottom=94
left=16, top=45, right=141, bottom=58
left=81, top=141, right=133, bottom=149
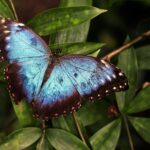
left=116, top=39, right=138, bottom=111
left=28, top=6, right=106, bottom=36
left=90, top=119, right=121, bottom=150
left=46, top=129, right=90, bottom=150
left=128, top=117, right=150, bottom=143
left=127, top=86, right=150, bottom=113
left=0, top=0, right=14, bottom=18
left=0, top=128, right=41, bottom=150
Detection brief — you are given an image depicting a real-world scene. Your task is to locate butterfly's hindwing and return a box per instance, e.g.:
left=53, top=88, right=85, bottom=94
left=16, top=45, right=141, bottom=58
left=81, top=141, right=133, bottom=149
left=32, top=55, right=128, bottom=118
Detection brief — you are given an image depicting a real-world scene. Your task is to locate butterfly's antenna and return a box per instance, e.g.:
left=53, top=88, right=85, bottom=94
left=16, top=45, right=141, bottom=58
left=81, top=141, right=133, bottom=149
left=8, top=0, right=19, bottom=21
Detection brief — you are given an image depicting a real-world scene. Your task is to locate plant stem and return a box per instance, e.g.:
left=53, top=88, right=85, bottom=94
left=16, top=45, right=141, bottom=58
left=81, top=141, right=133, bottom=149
left=42, top=120, right=46, bottom=133
left=8, top=0, right=18, bottom=21
left=102, top=30, right=150, bottom=60
left=72, top=111, right=87, bottom=146
left=123, top=115, right=134, bottom=150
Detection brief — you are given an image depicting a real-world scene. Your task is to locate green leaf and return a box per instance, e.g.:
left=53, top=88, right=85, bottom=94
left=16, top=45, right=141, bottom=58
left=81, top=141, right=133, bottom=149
left=50, top=0, right=92, bottom=44
left=128, top=117, right=150, bottom=143
left=12, top=100, right=40, bottom=127
left=77, top=101, right=110, bottom=126
left=46, top=128, right=90, bottom=150
left=28, top=6, right=106, bottom=36
left=50, top=42, right=104, bottom=55
left=136, top=45, right=150, bottom=70
left=0, top=0, right=14, bottom=18
left=90, top=119, right=121, bottom=150
left=0, top=127, right=41, bottom=150
left=59, top=0, right=92, bottom=6
left=52, top=115, right=78, bottom=135
left=36, top=134, right=53, bottom=150
left=116, top=38, right=138, bottom=111
left=127, top=86, right=150, bottom=113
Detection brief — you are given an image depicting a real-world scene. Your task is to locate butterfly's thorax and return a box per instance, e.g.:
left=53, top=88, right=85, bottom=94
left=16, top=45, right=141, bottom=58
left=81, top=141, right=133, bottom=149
left=41, top=55, right=60, bottom=87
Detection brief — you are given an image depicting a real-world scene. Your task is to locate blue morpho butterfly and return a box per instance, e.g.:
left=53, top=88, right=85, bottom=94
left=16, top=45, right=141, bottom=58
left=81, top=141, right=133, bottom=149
left=0, top=17, right=128, bottom=120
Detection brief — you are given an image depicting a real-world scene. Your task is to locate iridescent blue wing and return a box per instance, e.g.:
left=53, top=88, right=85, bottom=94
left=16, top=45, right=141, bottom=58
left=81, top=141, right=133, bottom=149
left=0, top=18, right=50, bottom=102
left=33, top=55, right=128, bottom=119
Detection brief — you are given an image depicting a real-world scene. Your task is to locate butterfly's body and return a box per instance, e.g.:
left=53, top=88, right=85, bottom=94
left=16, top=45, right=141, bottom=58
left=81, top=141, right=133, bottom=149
left=0, top=18, right=128, bottom=119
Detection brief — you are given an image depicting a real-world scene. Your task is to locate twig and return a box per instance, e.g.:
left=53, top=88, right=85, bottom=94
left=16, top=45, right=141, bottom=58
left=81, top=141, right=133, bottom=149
left=102, top=30, right=150, bottom=60
left=8, top=0, right=19, bottom=21
left=123, top=115, right=134, bottom=150
left=72, top=111, right=87, bottom=146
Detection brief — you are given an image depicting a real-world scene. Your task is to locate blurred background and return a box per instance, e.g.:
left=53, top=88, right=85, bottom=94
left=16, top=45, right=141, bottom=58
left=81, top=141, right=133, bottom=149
left=0, top=0, right=150, bottom=149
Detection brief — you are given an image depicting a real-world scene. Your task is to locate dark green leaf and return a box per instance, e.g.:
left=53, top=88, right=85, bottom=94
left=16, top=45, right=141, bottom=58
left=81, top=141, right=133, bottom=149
left=36, top=134, right=53, bottom=150
left=136, top=45, right=150, bottom=70
left=52, top=115, right=78, bottom=135
left=127, top=86, right=150, bottom=113
left=12, top=100, right=40, bottom=127
left=0, top=127, right=41, bottom=150
left=0, top=0, right=14, bottom=18
left=128, top=117, right=150, bottom=143
left=77, top=101, right=109, bottom=126
left=28, top=6, right=106, bottom=36
left=46, top=128, right=90, bottom=150
left=90, top=119, right=121, bottom=150
left=116, top=38, right=138, bottom=111
left=50, top=42, right=104, bottom=55
left=59, top=0, right=92, bottom=6
left=50, top=0, right=92, bottom=44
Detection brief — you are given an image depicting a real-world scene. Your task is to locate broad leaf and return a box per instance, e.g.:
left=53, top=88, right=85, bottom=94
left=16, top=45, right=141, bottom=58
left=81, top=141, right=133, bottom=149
left=0, top=0, right=14, bottom=18
left=136, top=45, right=150, bottom=70
left=50, top=0, right=92, bottom=45
left=77, top=101, right=110, bottom=126
left=36, top=134, right=53, bottom=150
left=28, top=6, right=106, bottom=36
left=127, top=86, right=150, bottom=113
left=116, top=38, right=138, bottom=111
left=12, top=100, right=40, bottom=127
left=50, top=42, right=104, bottom=55
left=52, top=115, right=78, bottom=135
left=90, top=119, right=121, bottom=150
left=0, top=128, right=41, bottom=150
left=46, top=128, right=90, bottom=150
left=128, top=117, right=150, bottom=143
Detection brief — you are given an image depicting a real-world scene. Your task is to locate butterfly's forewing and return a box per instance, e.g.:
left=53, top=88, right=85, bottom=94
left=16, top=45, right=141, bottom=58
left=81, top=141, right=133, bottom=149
left=0, top=18, right=50, bottom=102
left=33, top=55, right=128, bottom=119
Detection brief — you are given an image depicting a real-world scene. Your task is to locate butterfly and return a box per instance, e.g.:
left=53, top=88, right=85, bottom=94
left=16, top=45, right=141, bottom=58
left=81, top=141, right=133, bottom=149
left=0, top=17, right=128, bottom=120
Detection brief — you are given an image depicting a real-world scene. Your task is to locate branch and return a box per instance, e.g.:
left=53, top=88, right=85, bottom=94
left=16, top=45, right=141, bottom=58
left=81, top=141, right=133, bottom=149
left=102, top=30, right=150, bottom=60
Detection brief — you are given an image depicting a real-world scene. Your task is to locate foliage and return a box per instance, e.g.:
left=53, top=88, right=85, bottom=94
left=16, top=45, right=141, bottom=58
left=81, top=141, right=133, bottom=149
left=0, top=0, right=150, bottom=150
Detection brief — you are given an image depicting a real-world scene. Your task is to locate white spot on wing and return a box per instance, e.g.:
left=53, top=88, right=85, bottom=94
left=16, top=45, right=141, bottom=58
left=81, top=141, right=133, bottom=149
left=3, top=30, right=10, bottom=34
left=119, top=85, right=122, bottom=88
left=106, top=75, right=111, bottom=81
left=1, top=18, right=5, bottom=23
left=105, top=90, right=109, bottom=93
left=18, top=23, right=25, bottom=26
left=5, top=36, right=10, bottom=41
left=119, top=72, right=123, bottom=76
left=113, top=74, right=116, bottom=79
left=100, top=79, right=105, bottom=84
left=113, top=87, right=117, bottom=90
